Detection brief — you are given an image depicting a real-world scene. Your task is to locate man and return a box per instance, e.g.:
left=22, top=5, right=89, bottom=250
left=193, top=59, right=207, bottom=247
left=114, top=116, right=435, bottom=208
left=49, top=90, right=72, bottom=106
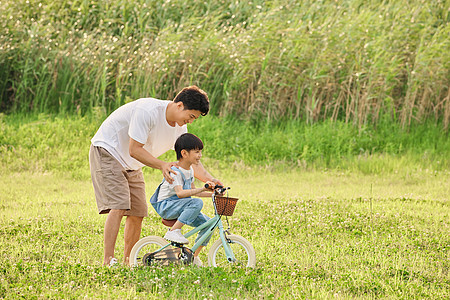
left=89, top=86, right=221, bottom=266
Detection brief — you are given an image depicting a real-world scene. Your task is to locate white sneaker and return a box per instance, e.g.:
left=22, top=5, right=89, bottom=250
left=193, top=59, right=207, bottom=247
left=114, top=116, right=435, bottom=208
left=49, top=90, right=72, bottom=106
left=193, top=256, right=203, bottom=267
left=109, top=257, right=118, bottom=268
left=164, top=229, right=189, bottom=244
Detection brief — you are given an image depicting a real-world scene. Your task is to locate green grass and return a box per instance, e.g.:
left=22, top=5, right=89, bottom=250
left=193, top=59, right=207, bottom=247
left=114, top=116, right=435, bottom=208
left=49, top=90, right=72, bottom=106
left=0, top=169, right=449, bottom=299
left=1, top=0, right=449, bottom=128
left=0, top=114, right=449, bottom=298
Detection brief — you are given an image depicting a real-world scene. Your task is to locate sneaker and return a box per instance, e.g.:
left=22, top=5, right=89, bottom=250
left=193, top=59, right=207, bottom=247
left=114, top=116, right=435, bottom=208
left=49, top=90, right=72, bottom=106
left=109, top=257, right=118, bottom=268
left=164, top=229, right=189, bottom=244
left=193, top=256, right=203, bottom=267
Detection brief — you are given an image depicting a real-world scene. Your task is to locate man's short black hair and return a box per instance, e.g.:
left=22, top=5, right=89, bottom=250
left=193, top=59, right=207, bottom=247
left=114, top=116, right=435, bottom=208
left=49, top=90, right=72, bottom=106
left=174, top=133, right=204, bottom=160
left=173, top=86, right=210, bottom=116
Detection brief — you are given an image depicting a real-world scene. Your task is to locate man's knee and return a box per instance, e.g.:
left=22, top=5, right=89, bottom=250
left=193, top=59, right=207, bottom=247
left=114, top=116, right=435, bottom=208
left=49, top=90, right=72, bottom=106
left=126, top=215, right=144, bottom=224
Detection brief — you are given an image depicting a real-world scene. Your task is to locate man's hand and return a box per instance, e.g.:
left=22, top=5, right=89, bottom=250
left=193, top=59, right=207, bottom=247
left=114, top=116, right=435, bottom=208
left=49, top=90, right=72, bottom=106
left=161, top=162, right=178, bottom=184
left=211, top=178, right=224, bottom=187
left=192, top=162, right=224, bottom=187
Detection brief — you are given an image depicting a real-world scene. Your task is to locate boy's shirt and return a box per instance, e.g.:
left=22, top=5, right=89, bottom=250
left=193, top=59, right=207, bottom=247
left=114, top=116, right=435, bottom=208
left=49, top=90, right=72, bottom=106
left=157, top=166, right=194, bottom=202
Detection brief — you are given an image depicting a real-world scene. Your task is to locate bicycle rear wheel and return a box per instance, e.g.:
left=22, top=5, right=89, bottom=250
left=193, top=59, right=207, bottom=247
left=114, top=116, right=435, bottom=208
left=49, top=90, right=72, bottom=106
left=207, top=234, right=256, bottom=267
left=129, top=236, right=168, bottom=267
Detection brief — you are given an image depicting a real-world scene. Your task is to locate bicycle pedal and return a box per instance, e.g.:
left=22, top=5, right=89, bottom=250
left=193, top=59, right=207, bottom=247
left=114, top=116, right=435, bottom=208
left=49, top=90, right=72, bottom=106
left=170, top=242, right=185, bottom=248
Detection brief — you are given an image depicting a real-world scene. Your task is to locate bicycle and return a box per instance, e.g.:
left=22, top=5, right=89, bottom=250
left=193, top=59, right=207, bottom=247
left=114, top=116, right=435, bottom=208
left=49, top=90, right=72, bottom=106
left=129, top=185, right=256, bottom=267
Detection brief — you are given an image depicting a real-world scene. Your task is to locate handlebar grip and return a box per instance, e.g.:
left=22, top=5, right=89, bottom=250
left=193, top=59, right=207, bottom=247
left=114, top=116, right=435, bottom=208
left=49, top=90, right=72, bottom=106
left=204, top=183, right=224, bottom=189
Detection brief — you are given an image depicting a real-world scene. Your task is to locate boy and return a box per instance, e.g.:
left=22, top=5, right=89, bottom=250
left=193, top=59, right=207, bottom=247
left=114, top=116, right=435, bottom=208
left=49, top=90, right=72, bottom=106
left=149, top=133, right=215, bottom=266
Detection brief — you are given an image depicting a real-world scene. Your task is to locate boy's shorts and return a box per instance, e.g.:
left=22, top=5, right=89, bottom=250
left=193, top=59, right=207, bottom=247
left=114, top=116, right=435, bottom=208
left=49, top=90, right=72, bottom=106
left=89, top=145, right=148, bottom=217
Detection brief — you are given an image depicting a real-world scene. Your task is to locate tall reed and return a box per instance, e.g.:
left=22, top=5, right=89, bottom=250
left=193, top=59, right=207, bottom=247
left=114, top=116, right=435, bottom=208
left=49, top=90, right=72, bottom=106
left=0, top=0, right=448, bottom=129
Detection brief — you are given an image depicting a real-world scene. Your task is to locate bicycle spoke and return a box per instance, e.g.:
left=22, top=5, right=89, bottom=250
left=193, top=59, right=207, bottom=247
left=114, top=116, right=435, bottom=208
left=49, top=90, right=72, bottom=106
left=213, top=242, right=250, bottom=267
left=129, top=236, right=168, bottom=267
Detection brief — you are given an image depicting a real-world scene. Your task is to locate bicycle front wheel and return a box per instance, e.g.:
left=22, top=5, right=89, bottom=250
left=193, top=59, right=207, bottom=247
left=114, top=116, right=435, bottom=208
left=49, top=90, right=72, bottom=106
left=129, top=236, right=168, bottom=267
left=208, top=234, right=256, bottom=268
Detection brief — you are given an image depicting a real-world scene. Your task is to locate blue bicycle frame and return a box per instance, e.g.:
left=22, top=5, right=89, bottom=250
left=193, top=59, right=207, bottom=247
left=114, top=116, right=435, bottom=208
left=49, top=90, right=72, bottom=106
left=153, top=214, right=236, bottom=262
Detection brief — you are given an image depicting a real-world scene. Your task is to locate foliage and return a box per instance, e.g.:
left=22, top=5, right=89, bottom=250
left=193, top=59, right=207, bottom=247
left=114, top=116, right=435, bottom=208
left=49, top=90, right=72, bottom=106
left=0, top=0, right=449, bottom=128
left=0, top=114, right=449, bottom=180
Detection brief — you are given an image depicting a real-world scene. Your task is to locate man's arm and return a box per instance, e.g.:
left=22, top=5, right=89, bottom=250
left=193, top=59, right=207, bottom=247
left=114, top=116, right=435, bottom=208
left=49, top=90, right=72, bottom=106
left=192, top=162, right=223, bottom=186
left=129, top=138, right=177, bottom=183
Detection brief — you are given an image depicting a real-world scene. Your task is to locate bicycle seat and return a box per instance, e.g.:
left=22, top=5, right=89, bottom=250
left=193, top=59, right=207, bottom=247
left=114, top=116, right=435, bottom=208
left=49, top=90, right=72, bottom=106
left=162, top=219, right=177, bottom=227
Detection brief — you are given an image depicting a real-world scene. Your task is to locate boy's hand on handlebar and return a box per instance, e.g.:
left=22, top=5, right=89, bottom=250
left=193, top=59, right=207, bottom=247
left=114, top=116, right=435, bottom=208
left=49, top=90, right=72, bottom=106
left=204, top=181, right=216, bottom=190
left=206, top=178, right=225, bottom=192
left=204, top=182, right=229, bottom=195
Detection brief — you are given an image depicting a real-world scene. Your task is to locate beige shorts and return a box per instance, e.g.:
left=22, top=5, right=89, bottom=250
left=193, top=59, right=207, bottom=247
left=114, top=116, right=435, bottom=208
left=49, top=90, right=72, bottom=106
left=89, top=145, right=148, bottom=217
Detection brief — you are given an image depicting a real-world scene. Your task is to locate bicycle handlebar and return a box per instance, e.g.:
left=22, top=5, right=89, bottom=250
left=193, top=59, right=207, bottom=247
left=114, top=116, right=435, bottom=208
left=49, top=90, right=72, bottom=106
left=204, top=183, right=229, bottom=194
left=204, top=183, right=222, bottom=189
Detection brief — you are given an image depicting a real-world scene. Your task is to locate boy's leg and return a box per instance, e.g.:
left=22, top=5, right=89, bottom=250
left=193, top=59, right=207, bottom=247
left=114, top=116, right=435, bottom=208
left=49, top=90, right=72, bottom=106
left=156, top=197, right=203, bottom=227
left=157, top=198, right=202, bottom=244
left=171, top=220, right=185, bottom=230
left=169, top=198, right=211, bottom=248
left=194, top=246, right=204, bottom=256
left=186, top=212, right=212, bottom=250
left=177, top=198, right=203, bottom=225
left=190, top=213, right=209, bottom=266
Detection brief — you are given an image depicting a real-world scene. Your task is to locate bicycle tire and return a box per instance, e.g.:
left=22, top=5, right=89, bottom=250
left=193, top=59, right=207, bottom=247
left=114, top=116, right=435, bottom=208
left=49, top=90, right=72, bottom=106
left=129, top=236, right=168, bottom=267
left=207, top=234, right=256, bottom=267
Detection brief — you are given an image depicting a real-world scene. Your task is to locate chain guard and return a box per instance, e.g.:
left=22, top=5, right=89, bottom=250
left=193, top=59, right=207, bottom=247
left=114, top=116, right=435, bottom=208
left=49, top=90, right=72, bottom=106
left=142, top=247, right=194, bottom=266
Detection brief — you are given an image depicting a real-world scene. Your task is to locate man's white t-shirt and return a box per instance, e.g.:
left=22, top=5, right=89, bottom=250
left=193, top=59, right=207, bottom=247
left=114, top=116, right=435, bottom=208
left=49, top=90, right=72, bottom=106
left=157, top=166, right=194, bottom=202
left=91, top=98, right=187, bottom=170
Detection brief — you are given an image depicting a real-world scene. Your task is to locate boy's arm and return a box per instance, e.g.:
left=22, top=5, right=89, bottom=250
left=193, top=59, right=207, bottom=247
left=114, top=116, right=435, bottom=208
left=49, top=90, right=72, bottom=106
left=192, top=162, right=223, bottom=186
left=173, top=181, right=215, bottom=198
left=191, top=182, right=213, bottom=198
left=173, top=184, right=209, bottom=198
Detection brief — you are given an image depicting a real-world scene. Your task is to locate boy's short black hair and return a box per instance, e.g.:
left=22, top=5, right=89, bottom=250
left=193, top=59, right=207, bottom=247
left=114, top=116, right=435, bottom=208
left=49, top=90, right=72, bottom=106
left=174, top=133, right=204, bottom=160
left=173, top=86, right=210, bottom=116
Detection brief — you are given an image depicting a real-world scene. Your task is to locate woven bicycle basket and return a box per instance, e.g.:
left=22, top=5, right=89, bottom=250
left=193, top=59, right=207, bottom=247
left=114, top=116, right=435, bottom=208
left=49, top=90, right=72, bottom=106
left=214, top=196, right=239, bottom=216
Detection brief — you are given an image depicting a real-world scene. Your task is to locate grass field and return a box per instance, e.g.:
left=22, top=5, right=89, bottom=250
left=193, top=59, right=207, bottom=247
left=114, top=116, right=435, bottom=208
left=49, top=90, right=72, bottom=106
left=0, top=115, right=449, bottom=299
left=0, top=167, right=449, bottom=299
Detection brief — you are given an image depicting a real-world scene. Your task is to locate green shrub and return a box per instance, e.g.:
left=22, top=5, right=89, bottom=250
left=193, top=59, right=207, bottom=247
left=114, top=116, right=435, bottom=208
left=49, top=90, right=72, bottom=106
left=1, top=114, right=448, bottom=179
left=0, top=0, right=448, bottom=129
